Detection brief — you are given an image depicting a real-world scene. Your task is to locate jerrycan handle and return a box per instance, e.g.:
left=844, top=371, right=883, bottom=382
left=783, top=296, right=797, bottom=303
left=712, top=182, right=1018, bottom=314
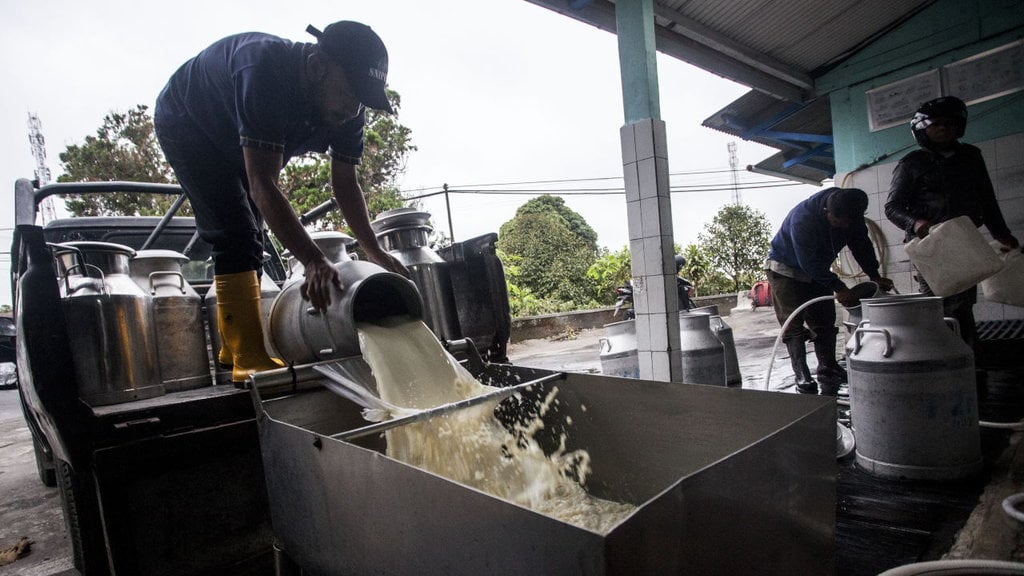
left=942, top=317, right=961, bottom=337
left=853, top=327, right=893, bottom=357
left=148, top=271, right=186, bottom=295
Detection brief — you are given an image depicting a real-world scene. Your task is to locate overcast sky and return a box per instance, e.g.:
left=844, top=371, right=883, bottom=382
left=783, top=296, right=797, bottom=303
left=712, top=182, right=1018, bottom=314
left=0, top=0, right=825, bottom=306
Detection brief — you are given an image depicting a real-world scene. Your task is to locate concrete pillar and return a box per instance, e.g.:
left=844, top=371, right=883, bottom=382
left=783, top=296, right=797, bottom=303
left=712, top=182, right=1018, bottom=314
left=616, top=0, right=681, bottom=382
left=621, top=120, right=681, bottom=381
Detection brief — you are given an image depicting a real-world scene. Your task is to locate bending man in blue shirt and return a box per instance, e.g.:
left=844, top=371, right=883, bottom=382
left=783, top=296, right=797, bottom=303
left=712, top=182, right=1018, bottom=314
left=766, top=187, right=893, bottom=395
left=155, top=21, right=406, bottom=382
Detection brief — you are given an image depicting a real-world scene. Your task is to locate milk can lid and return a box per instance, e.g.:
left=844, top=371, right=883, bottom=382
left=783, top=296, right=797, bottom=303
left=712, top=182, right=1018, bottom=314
left=53, top=241, right=136, bottom=258
left=370, top=207, right=432, bottom=236
left=132, top=249, right=188, bottom=263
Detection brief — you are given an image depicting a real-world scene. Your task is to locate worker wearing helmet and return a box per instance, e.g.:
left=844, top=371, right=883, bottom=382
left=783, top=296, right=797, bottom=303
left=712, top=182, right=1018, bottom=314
left=154, top=21, right=407, bottom=382
left=674, top=254, right=696, bottom=311
left=885, top=95, right=1020, bottom=352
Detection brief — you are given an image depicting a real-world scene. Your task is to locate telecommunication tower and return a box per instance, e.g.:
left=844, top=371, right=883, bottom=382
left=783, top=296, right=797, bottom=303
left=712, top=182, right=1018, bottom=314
left=28, top=112, right=57, bottom=224
left=727, top=141, right=742, bottom=205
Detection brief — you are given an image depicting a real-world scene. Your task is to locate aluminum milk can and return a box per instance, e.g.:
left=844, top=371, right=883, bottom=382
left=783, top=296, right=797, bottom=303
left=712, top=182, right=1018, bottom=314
left=267, top=259, right=423, bottom=364
left=53, top=241, right=164, bottom=406
left=371, top=208, right=461, bottom=343
left=598, top=319, right=639, bottom=378
left=848, top=295, right=981, bottom=480
left=690, top=304, right=741, bottom=385
left=130, top=249, right=211, bottom=392
left=677, top=312, right=726, bottom=386
left=283, top=231, right=357, bottom=286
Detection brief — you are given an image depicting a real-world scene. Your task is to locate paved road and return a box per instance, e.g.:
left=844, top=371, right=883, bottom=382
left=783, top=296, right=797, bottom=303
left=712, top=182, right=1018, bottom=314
left=0, top=377, right=74, bottom=576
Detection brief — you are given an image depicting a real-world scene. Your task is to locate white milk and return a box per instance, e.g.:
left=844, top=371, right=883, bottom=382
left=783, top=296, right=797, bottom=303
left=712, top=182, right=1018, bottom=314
left=357, top=317, right=635, bottom=533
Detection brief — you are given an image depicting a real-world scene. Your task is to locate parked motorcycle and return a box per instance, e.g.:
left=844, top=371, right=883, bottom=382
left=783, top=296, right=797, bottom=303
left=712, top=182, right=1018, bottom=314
left=613, top=276, right=695, bottom=320
left=613, top=282, right=635, bottom=319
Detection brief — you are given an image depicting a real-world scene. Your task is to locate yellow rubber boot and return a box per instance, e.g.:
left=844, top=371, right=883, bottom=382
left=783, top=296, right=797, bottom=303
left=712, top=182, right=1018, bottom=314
left=214, top=271, right=284, bottom=382
left=216, top=325, right=232, bottom=366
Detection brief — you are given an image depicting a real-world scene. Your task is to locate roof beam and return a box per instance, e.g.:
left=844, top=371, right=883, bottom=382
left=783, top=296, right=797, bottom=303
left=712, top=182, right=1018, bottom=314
left=649, top=4, right=814, bottom=93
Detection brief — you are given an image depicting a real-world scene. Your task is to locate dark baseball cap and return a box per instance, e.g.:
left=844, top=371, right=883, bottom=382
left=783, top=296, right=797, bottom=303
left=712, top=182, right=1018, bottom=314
left=306, top=21, right=394, bottom=114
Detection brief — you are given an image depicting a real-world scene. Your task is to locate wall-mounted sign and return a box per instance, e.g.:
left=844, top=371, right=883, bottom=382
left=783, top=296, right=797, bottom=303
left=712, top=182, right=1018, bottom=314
left=865, top=40, right=1024, bottom=133
left=866, top=70, right=941, bottom=132
left=945, top=39, right=1024, bottom=106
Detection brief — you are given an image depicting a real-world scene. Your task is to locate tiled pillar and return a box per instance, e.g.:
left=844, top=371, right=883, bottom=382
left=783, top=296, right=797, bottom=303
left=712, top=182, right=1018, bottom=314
left=621, top=119, right=682, bottom=382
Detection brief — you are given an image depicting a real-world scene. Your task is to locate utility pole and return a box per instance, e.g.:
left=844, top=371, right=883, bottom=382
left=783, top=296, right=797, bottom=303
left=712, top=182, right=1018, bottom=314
left=27, top=112, right=57, bottom=224
left=727, top=141, right=741, bottom=205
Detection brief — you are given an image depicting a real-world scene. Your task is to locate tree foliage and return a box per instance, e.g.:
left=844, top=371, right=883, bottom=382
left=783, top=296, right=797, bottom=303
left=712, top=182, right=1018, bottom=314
left=586, top=246, right=632, bottom=305
left=679, top=243, right=732, bottom=296
left=59, top=105, right=181, bottom=216
left=498, top=250, right=575, bottom=317
left=496, top=195, right=599, bottom=306
left=697, top=204, right=771, bottom=292
left=59, top=90, right=416, bottom=233
left=280, top=89, right=416, bottom=230
left=513, top=195, right=598, bottom=251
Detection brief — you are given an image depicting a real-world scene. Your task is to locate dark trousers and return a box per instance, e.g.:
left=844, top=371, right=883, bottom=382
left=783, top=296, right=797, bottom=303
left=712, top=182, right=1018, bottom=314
left=766, top=270, right=836, bottom=343
left=154, top=105, right=264, bottom=276
left=917, top=274, right=979, bottom=353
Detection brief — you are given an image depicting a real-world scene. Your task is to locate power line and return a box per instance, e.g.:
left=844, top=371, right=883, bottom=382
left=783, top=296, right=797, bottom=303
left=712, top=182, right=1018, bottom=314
left=399, top=167, right=742, bottom=195
left=417, top=180, right=804, bottom=197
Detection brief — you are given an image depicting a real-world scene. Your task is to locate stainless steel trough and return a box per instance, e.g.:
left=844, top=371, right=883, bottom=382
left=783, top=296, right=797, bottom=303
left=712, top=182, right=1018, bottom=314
left=250, top=360, right=836, bottom=575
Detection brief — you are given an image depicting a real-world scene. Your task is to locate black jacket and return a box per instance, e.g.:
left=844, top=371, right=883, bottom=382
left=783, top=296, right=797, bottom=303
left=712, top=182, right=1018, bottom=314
left=885, top=142, right=1013, bottom=243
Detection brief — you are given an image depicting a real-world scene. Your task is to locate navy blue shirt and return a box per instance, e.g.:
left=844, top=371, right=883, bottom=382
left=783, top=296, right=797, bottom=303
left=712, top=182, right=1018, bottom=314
left=156, top=32, right=364, bottom=168
left=768, top=188, right=880, bottom=291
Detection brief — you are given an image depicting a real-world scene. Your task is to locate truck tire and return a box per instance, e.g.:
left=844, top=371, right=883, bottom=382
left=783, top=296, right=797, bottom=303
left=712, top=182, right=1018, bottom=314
left=16, top=382, right=57, bottom=487
left=57, top=459, right=110, bottom=575
left=32, top=435, right=56, bottom=487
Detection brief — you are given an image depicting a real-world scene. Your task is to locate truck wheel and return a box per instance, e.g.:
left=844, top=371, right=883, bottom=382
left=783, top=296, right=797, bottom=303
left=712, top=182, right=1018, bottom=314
left=56, top=459, right=110, bottom=575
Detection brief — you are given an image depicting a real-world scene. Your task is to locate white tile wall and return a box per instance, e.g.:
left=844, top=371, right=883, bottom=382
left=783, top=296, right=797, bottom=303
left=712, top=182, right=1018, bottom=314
left=635, top=118, right=656, bottom=162
left=619, top=123, right=637, bottom=165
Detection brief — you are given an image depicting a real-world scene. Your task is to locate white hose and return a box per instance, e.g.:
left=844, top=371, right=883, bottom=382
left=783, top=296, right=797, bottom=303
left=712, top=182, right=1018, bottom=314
left=877, top=559, right=1024, bottom=575
left=763, top=295, right=837, bottom=391
left=979, top=419, right=1024, bottom=430
left=1003, top=492, right=1024, bottom=524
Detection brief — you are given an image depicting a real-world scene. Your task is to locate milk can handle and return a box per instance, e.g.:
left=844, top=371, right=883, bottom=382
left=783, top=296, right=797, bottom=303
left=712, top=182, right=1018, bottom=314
left=598, top=337, right=611, bottom=353
left=303, top=306, right=334, bottom=357
left=942, top=317, right=961, bottom=337
left=148, top=271, right=186, bottom=295
left=853, top=327, right=893, bottom=357
left=63, top=263, right=107, bottom=295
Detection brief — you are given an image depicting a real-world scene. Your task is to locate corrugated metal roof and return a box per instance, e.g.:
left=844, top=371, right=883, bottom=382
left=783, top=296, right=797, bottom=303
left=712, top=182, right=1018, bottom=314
left=524, top=0, right=933, bottom=183
left=525, top=0, right=933, bottom=100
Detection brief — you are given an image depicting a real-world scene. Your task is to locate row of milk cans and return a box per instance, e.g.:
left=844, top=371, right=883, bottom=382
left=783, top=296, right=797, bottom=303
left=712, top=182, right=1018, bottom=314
left=52, top=233, right=362, bottom=407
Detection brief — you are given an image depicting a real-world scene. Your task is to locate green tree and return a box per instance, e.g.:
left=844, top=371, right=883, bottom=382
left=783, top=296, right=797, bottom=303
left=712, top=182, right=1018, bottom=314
left=513, top=195, right=598, bottom=250
left=496, top=196, right=600, bottom=307
left=498, top=250, right=575, bottom=317
left=586, top=246, right=632, bottom=305
left=59, top=105, right=181, bottom=216
left=680, top=243, right=732, bottom=296
left=280, top=89, right=417, bottom=230
left=697, top=204, right=771, bottom=292
left=58, top=90, right=417, bottom=233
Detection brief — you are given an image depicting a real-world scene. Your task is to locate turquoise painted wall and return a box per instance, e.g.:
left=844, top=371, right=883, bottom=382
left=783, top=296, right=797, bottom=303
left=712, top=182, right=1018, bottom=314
left=818, top=0, right=1024, bottom=173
